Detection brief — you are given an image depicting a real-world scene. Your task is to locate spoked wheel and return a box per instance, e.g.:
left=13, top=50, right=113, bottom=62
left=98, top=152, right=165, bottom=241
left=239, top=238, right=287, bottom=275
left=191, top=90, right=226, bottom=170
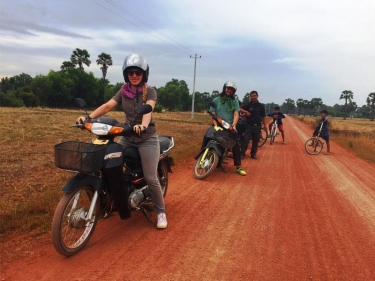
left=305, top=138, right=323, bottom=155
left=270, top=126, right=277, bottom=145
left=258, top=129, right=267, bottom=147
left=51, top=185, right=100, bottom=256
left=194, top=148, right=219, bottom=180
left=158, top=161, right=169, bottom=197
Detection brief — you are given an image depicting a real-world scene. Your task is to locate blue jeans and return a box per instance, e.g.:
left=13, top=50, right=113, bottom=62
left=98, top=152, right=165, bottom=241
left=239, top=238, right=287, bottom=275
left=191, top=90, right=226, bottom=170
left=118, top=134, right=166, bottom=214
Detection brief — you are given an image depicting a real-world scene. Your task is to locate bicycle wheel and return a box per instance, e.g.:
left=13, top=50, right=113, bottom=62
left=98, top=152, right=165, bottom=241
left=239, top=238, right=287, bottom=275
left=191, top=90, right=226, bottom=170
left=305, top=138, right=323, bottom=155
left=270, top=126, right=276, bottom=145
left=258, top=129, right=267, bottom=147
left=194, top=148, right=219, bottom=180
left=51, top=185, right=100, bottom=256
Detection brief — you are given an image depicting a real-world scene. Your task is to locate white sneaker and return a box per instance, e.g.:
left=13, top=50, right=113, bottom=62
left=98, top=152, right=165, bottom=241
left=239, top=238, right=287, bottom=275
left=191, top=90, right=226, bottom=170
left=157, top=213, right=168, bottom=229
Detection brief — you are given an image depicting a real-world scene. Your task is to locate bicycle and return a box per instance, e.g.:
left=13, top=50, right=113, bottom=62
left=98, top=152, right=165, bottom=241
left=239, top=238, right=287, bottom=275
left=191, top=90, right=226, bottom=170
left=304, top=123, right=324, bottom=155
left=269, top=118, right=278, bottom=145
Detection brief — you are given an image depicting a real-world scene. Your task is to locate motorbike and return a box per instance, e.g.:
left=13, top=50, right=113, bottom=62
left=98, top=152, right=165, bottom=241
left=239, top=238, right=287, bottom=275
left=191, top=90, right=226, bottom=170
left=51, top=98, right=174, bottom=256
left=193, top=102, right=237, bottom=180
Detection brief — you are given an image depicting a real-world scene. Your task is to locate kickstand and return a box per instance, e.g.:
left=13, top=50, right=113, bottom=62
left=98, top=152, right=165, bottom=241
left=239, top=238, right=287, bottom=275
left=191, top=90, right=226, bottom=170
left=140, top=203, right=155, bottom=224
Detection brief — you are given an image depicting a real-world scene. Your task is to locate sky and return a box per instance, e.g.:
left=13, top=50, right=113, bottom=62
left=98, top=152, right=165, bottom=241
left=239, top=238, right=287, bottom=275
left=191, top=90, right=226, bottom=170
left=1, top=0, right=374, bottom=106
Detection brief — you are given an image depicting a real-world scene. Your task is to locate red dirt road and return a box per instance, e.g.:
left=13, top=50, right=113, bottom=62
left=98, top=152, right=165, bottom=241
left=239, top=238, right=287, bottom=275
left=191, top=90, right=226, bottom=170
left=1, top=117, right=375, bottom=281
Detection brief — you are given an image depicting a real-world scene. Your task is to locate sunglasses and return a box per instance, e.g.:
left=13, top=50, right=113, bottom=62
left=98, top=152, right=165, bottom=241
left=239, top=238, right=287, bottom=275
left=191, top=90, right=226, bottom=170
left=127, top=70, right=143, bottom=77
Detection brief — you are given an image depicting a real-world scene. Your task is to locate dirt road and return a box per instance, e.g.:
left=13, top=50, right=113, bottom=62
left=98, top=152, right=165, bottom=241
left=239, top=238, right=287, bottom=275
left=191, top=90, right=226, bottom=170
left=1, top=117, right=375, bottom=281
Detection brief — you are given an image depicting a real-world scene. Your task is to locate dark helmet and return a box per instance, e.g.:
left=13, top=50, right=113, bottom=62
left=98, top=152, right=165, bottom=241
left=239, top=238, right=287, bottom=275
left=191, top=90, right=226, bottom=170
left=320, top=109, right=329, bottom=115
left=223, top=81, right=237, bottom=95
left=122, top=54, right=149, bottom=83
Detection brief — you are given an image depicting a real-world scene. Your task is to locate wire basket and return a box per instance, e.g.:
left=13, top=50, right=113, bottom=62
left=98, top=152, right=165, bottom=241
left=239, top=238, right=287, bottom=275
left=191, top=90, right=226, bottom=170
left=54, top=141, right=107, bottom=173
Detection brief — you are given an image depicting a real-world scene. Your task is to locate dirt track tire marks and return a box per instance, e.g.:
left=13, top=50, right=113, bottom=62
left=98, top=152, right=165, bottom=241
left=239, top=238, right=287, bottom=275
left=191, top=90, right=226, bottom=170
left=1, top=117, right=375, bottom=280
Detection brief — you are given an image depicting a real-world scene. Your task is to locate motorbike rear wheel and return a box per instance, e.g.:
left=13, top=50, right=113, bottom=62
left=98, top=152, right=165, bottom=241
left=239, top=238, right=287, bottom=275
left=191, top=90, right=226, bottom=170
left=51, top=185, right=100, bottom=256
left=194, top=148, right=219, bottom=180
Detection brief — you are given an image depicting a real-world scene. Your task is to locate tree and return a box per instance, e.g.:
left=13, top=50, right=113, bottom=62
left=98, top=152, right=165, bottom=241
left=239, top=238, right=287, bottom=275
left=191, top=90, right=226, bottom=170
left=310, top=98, right=323, bottom=116
left=96, top=53, right=112, bottom=80
left=367, top=92, right=375, bottom=121
left=282, top=98, right=295, bottom=114
left=70, top=48, right=91, bottom=70
left=61, top=61, right=75, bottom=71
left=242, top=93, right=250, bottom=104
left=296, top=99, right=304, bottom=115
left=340, top=90, right=354, bottom=120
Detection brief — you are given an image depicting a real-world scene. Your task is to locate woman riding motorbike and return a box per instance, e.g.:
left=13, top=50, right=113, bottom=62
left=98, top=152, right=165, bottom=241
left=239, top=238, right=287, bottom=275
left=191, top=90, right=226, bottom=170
left=77, top=54, right=168, bottom=229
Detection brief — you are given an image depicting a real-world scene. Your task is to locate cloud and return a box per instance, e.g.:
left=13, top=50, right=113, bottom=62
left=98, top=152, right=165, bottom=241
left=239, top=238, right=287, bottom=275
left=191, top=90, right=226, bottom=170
left=0, top=0, right=374, bottom=106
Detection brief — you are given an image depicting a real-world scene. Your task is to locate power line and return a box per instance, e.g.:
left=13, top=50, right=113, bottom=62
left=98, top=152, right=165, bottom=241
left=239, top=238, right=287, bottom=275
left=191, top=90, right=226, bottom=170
left=90, top=0, right=229, bottom=89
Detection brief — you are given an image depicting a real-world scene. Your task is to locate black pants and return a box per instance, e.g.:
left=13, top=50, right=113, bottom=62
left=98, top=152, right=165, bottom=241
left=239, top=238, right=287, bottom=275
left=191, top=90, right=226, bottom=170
left=241, top=124, right=261, bottom=155
left=230, top=132, right=242, bottom=167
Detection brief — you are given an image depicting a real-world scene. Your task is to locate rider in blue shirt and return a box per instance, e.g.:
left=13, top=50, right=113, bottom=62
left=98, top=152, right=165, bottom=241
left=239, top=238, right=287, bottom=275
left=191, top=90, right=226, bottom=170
left=267, top=106, right=286, bottom=144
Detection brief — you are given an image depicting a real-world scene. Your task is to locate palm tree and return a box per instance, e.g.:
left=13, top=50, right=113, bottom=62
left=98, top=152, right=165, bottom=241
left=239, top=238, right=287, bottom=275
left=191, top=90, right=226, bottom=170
left=96, top=53, right=113, bottom=80
left=367, top=92, right=375, bottom=121
left=340, top=90, right=354, bottom=120
left=70, top=48, right=91, bottom=70
left=60, top=61, right=74, bottom=71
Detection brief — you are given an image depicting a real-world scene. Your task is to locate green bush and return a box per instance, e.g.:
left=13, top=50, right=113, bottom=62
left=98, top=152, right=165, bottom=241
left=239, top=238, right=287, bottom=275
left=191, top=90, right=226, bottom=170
left=154, top=104, right=164, bottom=113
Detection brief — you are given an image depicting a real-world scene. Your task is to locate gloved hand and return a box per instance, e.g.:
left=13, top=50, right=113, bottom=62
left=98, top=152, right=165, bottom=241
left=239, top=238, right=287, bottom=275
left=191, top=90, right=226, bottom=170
left=76, top=116, right=86, bottom=124
left=133, top=125, right=147, bottom=137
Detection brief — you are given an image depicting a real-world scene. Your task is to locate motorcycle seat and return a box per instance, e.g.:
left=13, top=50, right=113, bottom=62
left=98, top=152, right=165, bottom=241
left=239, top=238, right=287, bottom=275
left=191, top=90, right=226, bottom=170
left=159, top=136, right=171, bottom=154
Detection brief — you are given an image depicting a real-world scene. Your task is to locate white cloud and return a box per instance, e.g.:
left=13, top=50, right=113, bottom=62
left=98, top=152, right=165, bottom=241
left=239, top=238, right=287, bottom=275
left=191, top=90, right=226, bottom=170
left=0, top=0, right=374, bottom=105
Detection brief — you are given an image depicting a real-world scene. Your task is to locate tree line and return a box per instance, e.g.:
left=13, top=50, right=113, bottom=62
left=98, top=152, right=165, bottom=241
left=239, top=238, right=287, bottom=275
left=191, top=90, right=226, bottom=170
left=1, top=48, right=374, bottom=120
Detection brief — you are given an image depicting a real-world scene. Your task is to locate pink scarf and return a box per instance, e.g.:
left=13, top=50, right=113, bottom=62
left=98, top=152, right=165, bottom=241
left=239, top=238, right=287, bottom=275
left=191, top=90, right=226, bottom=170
left=121, top=83, right=149, bottom=99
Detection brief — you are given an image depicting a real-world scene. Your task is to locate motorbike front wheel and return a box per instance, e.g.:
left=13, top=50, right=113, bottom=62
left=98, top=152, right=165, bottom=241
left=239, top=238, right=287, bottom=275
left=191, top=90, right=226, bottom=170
left=51, top=185, right=100, bottom=256
left=194, top=148, right=219, bottom=180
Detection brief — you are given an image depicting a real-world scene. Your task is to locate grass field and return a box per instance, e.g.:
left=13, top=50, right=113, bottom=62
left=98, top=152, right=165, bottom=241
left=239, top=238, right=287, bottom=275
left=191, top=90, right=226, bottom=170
left=0, top=107, right=212, bottom=238
left=295, top=115, right=375, bottom=163
left=1, top=107, right=374, bottom=239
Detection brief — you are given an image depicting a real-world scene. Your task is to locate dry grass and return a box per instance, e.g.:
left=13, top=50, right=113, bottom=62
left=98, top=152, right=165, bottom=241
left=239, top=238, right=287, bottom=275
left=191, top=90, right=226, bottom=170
left=0, top=107, right=211, bottom=238
left=296, top=115, right=375, bottom=163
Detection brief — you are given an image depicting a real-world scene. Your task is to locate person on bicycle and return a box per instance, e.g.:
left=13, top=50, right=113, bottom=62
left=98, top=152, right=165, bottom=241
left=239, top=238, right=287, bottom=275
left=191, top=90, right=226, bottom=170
left=240, top=91, right=266, bottom=159
left=77, top=54, right=168, bottom=229
left=314, top=109, right=330, bottom=155
left=209, top=81, right=246, bottom=176
left=267, top=106, right=286, bottom=144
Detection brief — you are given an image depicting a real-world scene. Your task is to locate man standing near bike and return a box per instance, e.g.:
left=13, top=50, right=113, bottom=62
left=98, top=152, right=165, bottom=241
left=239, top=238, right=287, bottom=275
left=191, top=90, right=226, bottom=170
left=209, top=81, right=246, bottom=176
left=240, top=91, right=266, bottom=159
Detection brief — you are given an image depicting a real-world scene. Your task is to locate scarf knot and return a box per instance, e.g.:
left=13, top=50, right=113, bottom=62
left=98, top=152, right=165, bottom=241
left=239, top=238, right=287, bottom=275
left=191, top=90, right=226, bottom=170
left=220, top=96, right=234, bottom=112
left=121, top=83, right=149, bottom=99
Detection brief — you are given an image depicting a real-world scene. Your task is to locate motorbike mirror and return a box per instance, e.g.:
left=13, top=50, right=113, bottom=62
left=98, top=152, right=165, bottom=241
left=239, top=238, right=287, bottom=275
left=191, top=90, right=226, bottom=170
left=209, top=102, right=217, bottom=109
left=137, top=104, right=153, bottom=115
left=74, top=98, right=87, bottom=108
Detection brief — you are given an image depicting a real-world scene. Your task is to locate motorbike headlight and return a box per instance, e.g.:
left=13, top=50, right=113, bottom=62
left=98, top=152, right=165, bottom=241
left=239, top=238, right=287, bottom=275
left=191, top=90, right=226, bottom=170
left=221, top=120, right=230, bottom=129
left=90, top=123, right=112, bottom=135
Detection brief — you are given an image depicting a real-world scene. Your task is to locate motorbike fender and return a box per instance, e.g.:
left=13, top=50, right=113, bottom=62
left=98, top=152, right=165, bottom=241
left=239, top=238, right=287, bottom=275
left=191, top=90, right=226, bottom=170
left=104, top=143, right=131, bottom=220
left=62, top=173, right=102, bottom=193
left=160, top=156, right=173, bottom=173
left=194, top=142, right=223, bottom=160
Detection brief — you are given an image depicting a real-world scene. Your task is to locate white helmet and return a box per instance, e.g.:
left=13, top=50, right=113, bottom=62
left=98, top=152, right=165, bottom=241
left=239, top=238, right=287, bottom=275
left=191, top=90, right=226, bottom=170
left=223, top=81, right=237, bottom=94
left=122, top=54, right=149, bottom=83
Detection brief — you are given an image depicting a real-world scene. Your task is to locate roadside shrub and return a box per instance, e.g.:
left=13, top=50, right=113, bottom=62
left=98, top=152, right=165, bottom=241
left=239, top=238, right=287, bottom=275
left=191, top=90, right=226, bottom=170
left=154, top=104, right=164, bottom=113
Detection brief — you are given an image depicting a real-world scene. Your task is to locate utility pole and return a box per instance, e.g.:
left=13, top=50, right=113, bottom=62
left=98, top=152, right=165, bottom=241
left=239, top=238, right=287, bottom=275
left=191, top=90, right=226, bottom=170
left=190, top=54, right=201, bottom=119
